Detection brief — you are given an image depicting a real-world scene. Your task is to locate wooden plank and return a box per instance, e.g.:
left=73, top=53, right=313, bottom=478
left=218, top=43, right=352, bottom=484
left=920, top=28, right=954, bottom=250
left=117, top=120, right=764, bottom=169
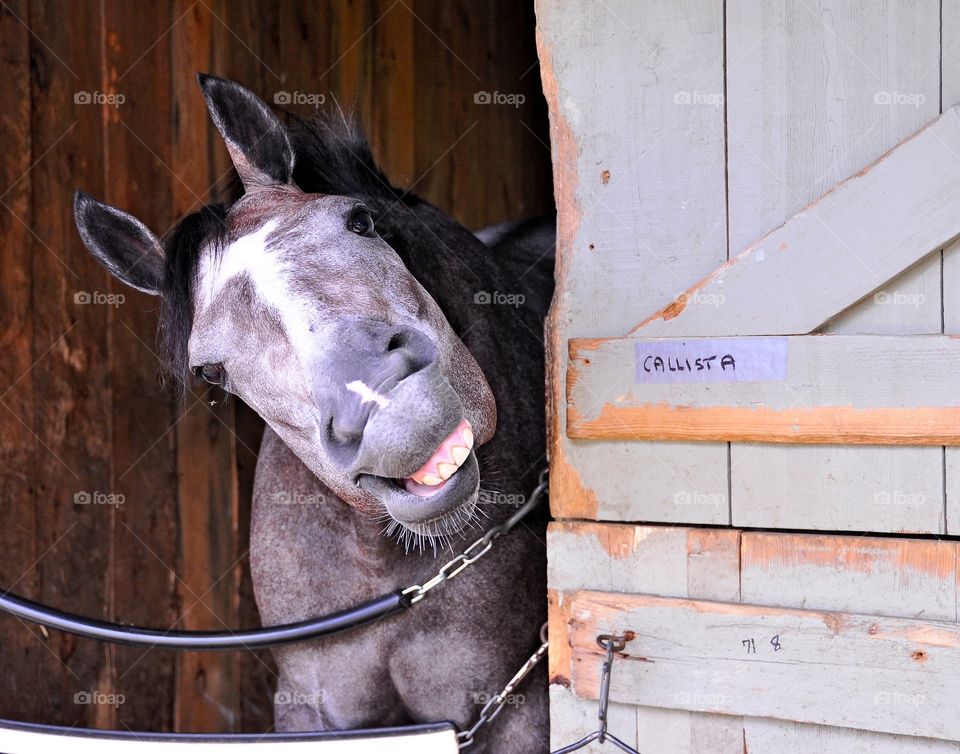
left=27, top=0, right=114, bottom=726
left=568, top=590, right=960, bottom=741
left=547, top=523, right=742, bottom=750
left=555, top=699, right=743, bottom=754
left=552, top=525, right=960, bottom=750
left=0, top=0, right=40, bottom=724
left=743, top=528, right=959, bottom=749
left=633, top=105, right=956, bottom=338
left=741, top=532, right=958, bottom=620
left=537, top=0, right=729, bottom=523
left=743, top=717, right=960, bottom=754
left=567, top=335, right=960, bottom=444
left=369, top=0, right=415, bottom=189
left=942, top=0, right=960, bottom=537
left=949, top=451, right=960, bottom=535
left=549, top=684, right=639, bottom=754
left=102, top=0, right=180, bottom=731
left=724, top=0, right=944, bottom=536
left=548, top=522, right=740, bottom=600
left=732, top=443, right=944, bottom=533
left=725, top=0, right=942, bottom=336
left=172, top=0, right=244, bottom=734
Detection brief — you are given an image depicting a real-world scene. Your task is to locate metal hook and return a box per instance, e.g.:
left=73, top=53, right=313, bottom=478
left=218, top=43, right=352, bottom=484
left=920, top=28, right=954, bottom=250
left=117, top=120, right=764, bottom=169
left=550, top=633, right=640, bottom=754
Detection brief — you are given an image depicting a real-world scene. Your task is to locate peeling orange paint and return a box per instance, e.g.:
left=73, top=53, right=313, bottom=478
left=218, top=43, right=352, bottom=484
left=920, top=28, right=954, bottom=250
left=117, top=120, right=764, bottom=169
left=630, top=254, right=742, bottom=331
left=869, top=625, right=960, bottom=648
left=568, top=401, right=960, bottom=446
left=537, top=20, right=598, bottom=521
left=822, top=613, right=843, bottom=633
left=602, top=525, right=638, bottom=560
left=547, top=589, right=573, bottom=686
left=569, top=338, right=609, bottom=354
left=741, top=532, right=957, bottom=581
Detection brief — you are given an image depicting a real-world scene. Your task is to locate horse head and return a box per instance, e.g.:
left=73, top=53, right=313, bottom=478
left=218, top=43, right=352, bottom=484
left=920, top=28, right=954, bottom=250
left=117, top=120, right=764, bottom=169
left=73, top=74, right=497, bottom=543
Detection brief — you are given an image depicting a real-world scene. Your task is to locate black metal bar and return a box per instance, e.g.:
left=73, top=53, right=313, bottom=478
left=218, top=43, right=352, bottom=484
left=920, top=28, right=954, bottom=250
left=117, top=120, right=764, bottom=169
left=0, top=589, right=411, bottom=650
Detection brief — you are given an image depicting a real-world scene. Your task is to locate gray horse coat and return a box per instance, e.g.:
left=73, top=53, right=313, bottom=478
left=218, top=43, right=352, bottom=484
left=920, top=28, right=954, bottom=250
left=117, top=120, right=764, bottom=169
left=74, top=74, right=553, bottom=753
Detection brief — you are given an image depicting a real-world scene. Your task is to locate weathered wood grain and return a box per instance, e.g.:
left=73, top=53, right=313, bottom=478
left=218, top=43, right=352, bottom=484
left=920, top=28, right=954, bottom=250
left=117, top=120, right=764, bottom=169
left=742, top=528, right=960, bottom=750
left=941, top=0, right=960, bottom=537
left=724, top=0, right=944, bottom=535
left=536, top=0, right=729, bottom=524
left=567, top=335, right=960, bottom=444
left=102, top=0, right=181, bottom=731
left=547, top=523, right=742, bottom=751
left=741, top=532, right=958, bottom=620
left=548, top=522, right=740, bottom=601
left=0, top=0, right=40, bottom=724
left=743, top=717, right=960, bottom=754
left=26, top=0, right=114, bottom=726
left=553, top=524, right=960, bottom=749
left=569, top=590, right=960, bottom=741
left=634, top=112, right=953, bottom=339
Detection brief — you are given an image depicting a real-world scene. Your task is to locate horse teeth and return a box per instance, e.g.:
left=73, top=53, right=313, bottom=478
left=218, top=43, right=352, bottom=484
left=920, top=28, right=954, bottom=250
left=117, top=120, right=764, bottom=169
left=451, top=446, right=469, bottom=466
left=437, top=462, right=457, bottom=481
left=461, top=427, right=474, bottom=449
left=418, top=473, right=442, bottom=486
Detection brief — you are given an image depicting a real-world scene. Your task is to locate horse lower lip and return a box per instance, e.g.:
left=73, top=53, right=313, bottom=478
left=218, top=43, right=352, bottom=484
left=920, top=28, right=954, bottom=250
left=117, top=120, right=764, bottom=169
left=363, top=451, right=479, bottom=528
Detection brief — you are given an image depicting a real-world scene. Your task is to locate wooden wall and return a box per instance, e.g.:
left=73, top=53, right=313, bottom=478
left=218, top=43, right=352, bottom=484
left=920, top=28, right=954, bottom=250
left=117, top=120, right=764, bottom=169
left=538, top=0, right=960, bottom=751
left=0, top=0, right=552, bottom=733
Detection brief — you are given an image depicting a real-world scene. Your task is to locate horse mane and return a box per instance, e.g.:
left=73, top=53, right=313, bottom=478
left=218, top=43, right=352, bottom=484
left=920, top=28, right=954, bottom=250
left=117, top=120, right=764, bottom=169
left=159, top=202, right=229, bottom=391
left=159, top=109, right=400, bottom=391
left=283, top=110, right=407, bottom=202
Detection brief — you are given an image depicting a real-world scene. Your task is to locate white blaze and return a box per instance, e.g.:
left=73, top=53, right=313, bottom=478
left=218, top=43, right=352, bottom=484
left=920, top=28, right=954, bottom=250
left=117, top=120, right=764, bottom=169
left=346, top=380, right=391, bottom=409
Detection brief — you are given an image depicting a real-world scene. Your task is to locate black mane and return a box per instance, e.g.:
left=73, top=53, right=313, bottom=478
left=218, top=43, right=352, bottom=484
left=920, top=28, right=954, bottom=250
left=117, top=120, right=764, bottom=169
left=283, top=111, right=409, bottom=202
left=159, top=203, right=228, bottom=390
left=158, top=111, right=398, bottom=390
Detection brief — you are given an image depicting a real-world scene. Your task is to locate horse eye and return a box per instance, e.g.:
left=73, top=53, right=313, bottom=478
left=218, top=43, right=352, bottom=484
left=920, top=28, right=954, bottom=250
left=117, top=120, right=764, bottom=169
left=347, top=207, right=375, bottom=237
left=196, top=363, right=226, bottom=386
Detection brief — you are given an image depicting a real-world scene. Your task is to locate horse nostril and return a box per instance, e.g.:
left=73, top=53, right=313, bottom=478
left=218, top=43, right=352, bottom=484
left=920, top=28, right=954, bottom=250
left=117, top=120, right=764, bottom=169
left=385, top=326, right=436, bottom=377
left=325, top=415, right=365, bottom=468
left=386, top=332, right=406, bottom=352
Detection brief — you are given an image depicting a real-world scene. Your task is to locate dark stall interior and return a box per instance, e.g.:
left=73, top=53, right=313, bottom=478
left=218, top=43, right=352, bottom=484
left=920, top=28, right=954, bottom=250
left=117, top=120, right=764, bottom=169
left=0, top=0, right=552, bottom=732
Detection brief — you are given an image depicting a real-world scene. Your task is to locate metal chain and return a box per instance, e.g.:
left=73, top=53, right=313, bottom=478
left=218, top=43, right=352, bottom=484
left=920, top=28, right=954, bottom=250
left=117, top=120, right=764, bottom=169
left=397, top=468, right=549, bottom=748
left=457, top=622, right=550, bottom=749
left=402, top=467, right=549, bottom=605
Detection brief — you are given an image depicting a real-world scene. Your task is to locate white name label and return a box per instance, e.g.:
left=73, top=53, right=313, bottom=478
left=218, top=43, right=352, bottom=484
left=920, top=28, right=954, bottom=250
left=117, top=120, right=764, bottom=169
left=634, top=337, right=789, bottom=384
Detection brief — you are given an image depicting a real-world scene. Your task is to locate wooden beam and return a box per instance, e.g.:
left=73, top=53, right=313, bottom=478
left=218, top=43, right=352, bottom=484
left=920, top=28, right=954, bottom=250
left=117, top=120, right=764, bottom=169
left=567, top=590, right=960, bottom=741
left=725, top=0, right=945, bottom=542
left=741, top=532, right=958, bottom=620
left=537, top=0, right=730, bottom=524
left=549, top=522, right=740, bottom=601
left=568, top=335, right=960, bottom=444
left=631, top=106, right=960, bottom=339
left=104, top=0, right=182, bottom=731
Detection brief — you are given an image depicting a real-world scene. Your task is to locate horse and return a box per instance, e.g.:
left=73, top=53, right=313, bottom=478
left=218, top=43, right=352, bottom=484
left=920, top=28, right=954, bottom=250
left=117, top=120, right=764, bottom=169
left=72, top=74, right=554, bottom=753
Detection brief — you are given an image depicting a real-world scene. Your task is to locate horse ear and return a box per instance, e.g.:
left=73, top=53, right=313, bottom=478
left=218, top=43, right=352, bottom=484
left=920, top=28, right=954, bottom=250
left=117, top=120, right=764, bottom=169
left=197, top=73, right=295, bottom=192
left=73, top=190, right=164, bottom=295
